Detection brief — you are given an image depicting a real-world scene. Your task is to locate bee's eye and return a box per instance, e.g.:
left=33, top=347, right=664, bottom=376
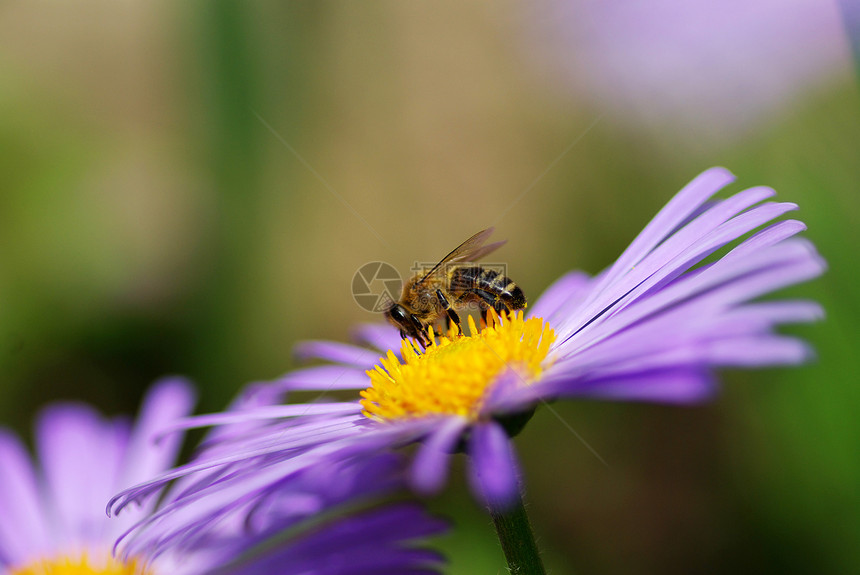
left=388, top=305, right=408, bottom=324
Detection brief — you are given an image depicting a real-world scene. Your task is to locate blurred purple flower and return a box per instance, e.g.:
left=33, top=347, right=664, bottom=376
left=0, top=378, right=193, bottom=573
left=527, top=0, right=852, bottom=140
left=109, top=167, right=825, bottom=517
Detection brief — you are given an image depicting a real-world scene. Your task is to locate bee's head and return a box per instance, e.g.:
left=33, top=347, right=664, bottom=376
left=385, top=303, right=429, bottom=349
left=384, top=303, right=412, bottom=332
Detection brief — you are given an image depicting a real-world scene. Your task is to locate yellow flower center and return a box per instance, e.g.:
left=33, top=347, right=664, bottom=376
left=11, top=553, right=150, bottom=575
left=360, top=311, right=555, bottom=421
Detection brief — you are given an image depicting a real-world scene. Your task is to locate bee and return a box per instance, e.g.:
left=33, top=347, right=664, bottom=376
left=384, top=228, right=526, bottom=349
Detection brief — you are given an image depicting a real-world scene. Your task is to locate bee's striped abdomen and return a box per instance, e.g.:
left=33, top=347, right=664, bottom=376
left=450, top=266, right=526, bottom=311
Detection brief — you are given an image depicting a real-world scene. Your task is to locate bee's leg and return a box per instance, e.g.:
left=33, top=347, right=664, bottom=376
left=409, top=314, right=430, bottom=350
left=472, top=289, right=507, bottom=324
left=398, top=327, right=416, bottom=349
left=435, top=289, right=462, bottom=335
left=408, top=338, right=424, bottom=353
left=400, top=329, right=423, bottom=353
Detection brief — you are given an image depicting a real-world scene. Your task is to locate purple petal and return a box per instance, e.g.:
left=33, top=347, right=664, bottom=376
left=528, top=270, right=593, bottom=322
left=293, top=340, right=381, bottom=367
left=466, top=422, right=521, bottom=509
left=555, top=239, right=825, bottom=367
left=552, top=328, right=815, bottom=385
left=0, top=430, right=50, bottom=564
left=352, top=322, right=403, bottom=353
left=118, top=378, right=196, bottom=496
left=633, top=201, right=800, bottom=296
left=537, top=231, right=822, bottom=404
left=116, top=431, right=421, bottom=561
left=723, top=218, right=808, bottom=260
left=636, top=186, right=778, bottom=274
left=266, top=365, right=371, bottom=392
left=223, top=504, right=446, bottom=575
left=110, top=418, right=356, bottom=517
left=195, top=414, right=370, bottom=461
left=410, top=417, right=469, bottom=495
left=480, top=368, right=535, bottom=416
left=156, top=402, right=362, bottom=438
left=734, top=300, right=824, bottom=324
left=681, top=239, right=824, bottom=309
left=116, top=449, right=349, bottom=556
left=558, top=186, right=780, bottom=339
left=584, top=168, right=735, bottom=304
left=540, top=367, right=717, bottom=403
left=35, top=403, right=129, bottom=546
left=703, top=335, right=815, bottom=366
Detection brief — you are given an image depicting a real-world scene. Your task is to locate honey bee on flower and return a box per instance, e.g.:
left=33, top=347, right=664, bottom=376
left=384, top=227, right=526, bottom=349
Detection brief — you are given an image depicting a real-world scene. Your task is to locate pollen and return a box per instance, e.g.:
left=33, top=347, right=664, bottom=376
left=10, top=553, right=150, bottom=575
left=360, top=311, right=555, bottom=422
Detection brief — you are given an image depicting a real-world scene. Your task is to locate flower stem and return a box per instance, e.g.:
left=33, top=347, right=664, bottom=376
left=489, top=491, right=546, bottom=575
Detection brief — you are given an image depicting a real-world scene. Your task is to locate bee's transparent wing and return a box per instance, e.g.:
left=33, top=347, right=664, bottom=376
left=416, top=227, right=506, bottom=286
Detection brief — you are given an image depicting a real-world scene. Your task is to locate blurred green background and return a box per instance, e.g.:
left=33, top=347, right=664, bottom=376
left=1, top=2, right=857, bottom=573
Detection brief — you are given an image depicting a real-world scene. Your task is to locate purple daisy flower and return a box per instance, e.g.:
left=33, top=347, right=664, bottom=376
left=0, top=378, right=193, bottom=574
left=109, top=167, right=825, bottom=517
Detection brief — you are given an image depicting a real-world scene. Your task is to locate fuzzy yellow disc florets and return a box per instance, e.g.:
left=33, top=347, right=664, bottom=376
left=360, top=311, right=556, bottom=422
left=11, top=553, right=150, bottom=575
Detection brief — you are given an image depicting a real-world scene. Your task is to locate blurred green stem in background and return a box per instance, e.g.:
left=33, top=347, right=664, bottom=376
left=490, top=489, right=547, bottom=575
left=188, top=0, right=263, bottom=407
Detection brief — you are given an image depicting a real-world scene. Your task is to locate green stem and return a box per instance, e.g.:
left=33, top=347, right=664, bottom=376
left=489, top=490, right=546, bottom=575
